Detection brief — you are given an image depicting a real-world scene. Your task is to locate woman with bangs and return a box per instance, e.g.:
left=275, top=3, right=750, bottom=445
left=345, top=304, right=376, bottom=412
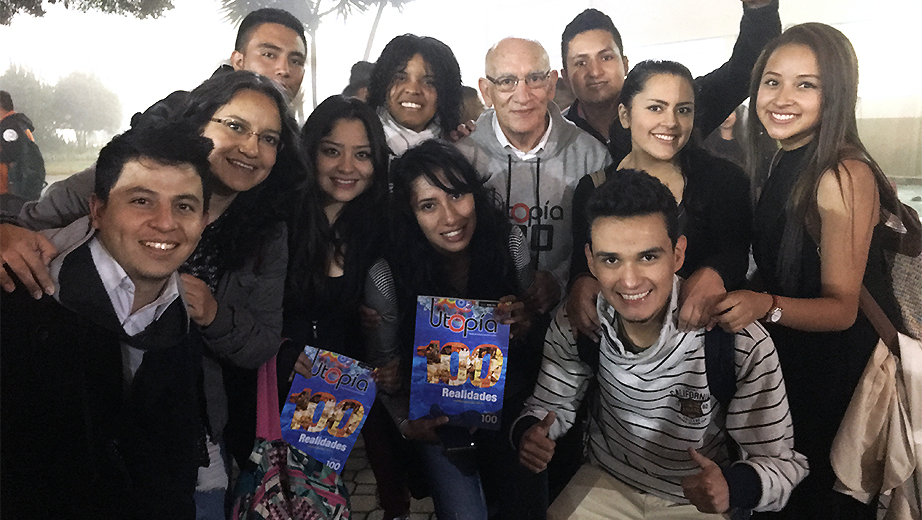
left=365, top=140, right=544, bottom=520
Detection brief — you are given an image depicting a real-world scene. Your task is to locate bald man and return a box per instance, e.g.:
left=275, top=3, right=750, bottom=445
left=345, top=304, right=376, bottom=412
left=455, top=38, right=610, bottom=316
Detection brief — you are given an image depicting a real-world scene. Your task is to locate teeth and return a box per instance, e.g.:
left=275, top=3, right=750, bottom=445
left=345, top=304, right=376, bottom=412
left=143, top=241, right=176, bottom=250
left=401, top=102, right=422, bottom=109
left=229, top=159, right=255, bottom=170
left=773, top=113, right=796, bottom=121
left=620, top=290, right=651, bottom=301
left=333, top=178, right=357, bottom=186
left=653, top=134, right=675, bottom=141
left=444, top=229, right=462, bottom=238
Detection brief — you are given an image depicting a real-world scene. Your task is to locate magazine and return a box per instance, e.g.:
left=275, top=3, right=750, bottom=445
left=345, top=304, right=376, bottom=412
left=409, top=296, right=509, bottom=430
left=281, top=346, right=376, bottom=473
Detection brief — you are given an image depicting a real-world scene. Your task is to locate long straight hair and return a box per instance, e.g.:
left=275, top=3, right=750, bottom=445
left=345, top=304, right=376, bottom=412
left=287, top=95, right=390, bottom=310
left=746, top=23, right=898, bottom=289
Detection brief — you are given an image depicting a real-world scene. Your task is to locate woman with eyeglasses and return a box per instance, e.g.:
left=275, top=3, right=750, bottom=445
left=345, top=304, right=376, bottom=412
left=368, top=34, right=468, bottom=156
left=0, top=70, right=305, bottom=518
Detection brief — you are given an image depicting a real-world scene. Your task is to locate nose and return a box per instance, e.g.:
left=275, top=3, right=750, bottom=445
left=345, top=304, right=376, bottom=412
left=149, top=203, right=177, bottom=232
left=620, top=263, right=641, bottom=289
left=587, top=59, right=602, bottom=77
left=663, top=109, right=678, bottom=128
left=441, top=201, right=462, bottom=226
left=276, top=58, right=290, bottom=78
left=239, top=133, right=260, bottom=158
left=338, top=153, right=356, bottom=173
left=510, top=78, right=535, bottom=103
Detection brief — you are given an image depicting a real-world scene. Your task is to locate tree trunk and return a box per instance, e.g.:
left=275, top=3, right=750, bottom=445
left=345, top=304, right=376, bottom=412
left=310, top=28, right=318, bottom=109
left=364, top=0, right=386, bottom=61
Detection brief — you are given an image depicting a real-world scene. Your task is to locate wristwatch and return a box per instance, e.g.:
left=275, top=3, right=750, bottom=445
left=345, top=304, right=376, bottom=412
left=764, top=294, right=783, bottom=323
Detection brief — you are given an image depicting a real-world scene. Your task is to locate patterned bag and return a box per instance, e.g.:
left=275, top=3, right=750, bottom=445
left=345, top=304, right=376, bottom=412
left=232, top=357, right=351, bottom=520
left=878, top=203, right=922, bottom=340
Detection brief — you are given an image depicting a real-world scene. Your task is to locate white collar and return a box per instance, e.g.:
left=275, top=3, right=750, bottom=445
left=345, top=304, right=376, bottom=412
left=597, top=275, right=682, bottom=360
left=88, top=237, right=181, bottom=337
left=377, top=106, right=441, bottom=157
left=492, top=109, right=553, bottom=160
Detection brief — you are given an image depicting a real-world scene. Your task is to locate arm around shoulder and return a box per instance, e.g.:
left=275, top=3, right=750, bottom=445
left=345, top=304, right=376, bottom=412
left=200, top=221, right=287, bottom=368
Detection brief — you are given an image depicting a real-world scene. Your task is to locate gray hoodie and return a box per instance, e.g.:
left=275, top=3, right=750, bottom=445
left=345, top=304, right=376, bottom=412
left=454, top=105, right=610, bottom=290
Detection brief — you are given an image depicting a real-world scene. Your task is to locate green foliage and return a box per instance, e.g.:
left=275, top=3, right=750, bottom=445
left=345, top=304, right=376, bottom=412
left=2, top=0, right=174, bottom=25
left=1, top=66, right=122, bottom=153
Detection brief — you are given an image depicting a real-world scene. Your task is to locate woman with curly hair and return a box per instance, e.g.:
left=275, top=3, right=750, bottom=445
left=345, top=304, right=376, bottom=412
left=368, top=34, right=466, bottom=156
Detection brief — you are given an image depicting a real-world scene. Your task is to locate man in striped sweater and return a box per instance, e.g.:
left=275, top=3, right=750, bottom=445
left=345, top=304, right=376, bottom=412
left=514, top=170, right=807, bottom=519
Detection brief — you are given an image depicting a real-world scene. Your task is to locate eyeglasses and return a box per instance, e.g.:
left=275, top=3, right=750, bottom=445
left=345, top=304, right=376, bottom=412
left=209, top=117, right=282, bottom=151
left=485, top=71, right=552, bottom=93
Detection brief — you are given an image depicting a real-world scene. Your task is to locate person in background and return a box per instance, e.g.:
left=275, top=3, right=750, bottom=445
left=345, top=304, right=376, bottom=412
left=1, top=121, right=213, bottom=519
left=714, top=23, right=907, bottom=520
left=342, top=61, right=375, bottom=102
left=460, top=85, right=485, bottom=126
left=703, top=105, right=747, bottom=168
left=0, top=90, right=44, bottom=203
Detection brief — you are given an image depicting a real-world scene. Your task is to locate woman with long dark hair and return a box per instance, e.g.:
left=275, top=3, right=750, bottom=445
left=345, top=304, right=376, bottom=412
left=280, top=95, right=412, bottom=519
left=714, top=23, right=905, bottom=519
left=568, top=60, right=752, bottom=336
left=368, top=34, right=464, bottom=156
left=365, top=140, right=541, bottom=520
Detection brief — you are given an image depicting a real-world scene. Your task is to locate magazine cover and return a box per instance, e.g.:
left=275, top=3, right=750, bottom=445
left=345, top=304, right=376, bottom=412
left=409, top=296, right=510, bottom=430
left=281, top=346, right=376, bottom=473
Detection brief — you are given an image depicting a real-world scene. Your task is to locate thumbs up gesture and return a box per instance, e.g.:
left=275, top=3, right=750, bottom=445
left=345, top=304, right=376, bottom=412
left=518, top=411, right=557, bottom=473
left=681, top=448, right=730, bottom=513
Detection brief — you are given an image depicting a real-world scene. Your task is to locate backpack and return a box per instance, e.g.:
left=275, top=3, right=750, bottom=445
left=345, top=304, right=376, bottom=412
left=7, top=127, right=46, bottom=201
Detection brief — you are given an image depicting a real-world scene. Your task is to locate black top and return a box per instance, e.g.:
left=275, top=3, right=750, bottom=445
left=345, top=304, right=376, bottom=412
left=570, top=148, right=752, bottom=291
left=752, top=144, right=899, bottom=517
left=564, top=0, right=781, bottom=165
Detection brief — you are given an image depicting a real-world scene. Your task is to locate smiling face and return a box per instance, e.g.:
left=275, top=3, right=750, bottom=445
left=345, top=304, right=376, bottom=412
left=479, top=38, right=558, bottom=151
left=619, top=73, right=694, bottom=163
left=563, top=29, right=628, bottom=107
left=316, top=118, right=374, bottom=207
left=203, top=89, right=281, bottom=195
left=385, top=53, right=438, bottom=132
left=756, top=43, right=822, bottom=151
left=411, top=172, right=477, bottom=256
left=587, top=213, right=685, bottom=325
left=231, top=22, right=307, bottom=100
left=90, top=158, right=207, bottom=293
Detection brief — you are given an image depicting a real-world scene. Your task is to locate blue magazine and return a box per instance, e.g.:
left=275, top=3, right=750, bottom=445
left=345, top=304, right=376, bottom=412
left=409, top=296, right=509, bottom=430
left=281, top=346, right=376, bottom=473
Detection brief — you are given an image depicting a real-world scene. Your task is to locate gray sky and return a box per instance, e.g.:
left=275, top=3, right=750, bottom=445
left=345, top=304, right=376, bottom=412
left=1, top=0, right=920, bottom=128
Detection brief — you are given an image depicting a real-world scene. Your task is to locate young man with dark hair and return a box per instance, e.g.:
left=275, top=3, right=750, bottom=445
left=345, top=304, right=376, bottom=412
left=564, top=0, right=781, bottom=343
left=230, top=7, right=307, bottom=100
left=1, top=122, right=213, bottom=519
left=560, top=1, right=779, bottom=156
left=514, top=170, right=807, bottom=519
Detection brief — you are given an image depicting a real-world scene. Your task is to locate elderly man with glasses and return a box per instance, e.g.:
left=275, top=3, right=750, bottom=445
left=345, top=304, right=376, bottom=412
left=456, top=38, right=611, bottom=319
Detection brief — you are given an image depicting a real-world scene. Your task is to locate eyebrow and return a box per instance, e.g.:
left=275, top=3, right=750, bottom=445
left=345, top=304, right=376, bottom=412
left=215, top=114, right=282, bottom=134
left=571, top=48, right=616, bottom=60
left=255, top=42, right=305, bottom=59
left=763, top=70, right=820, bottom=80
left=319, top=137, right=370, bottom=148
left=173, top=193, right=203, bottom=205
left=645, top=98, right=694, bottom=106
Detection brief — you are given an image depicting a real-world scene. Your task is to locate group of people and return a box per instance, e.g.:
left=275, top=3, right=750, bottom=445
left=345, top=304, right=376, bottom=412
left=0, top=2, right=911, bottom=520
